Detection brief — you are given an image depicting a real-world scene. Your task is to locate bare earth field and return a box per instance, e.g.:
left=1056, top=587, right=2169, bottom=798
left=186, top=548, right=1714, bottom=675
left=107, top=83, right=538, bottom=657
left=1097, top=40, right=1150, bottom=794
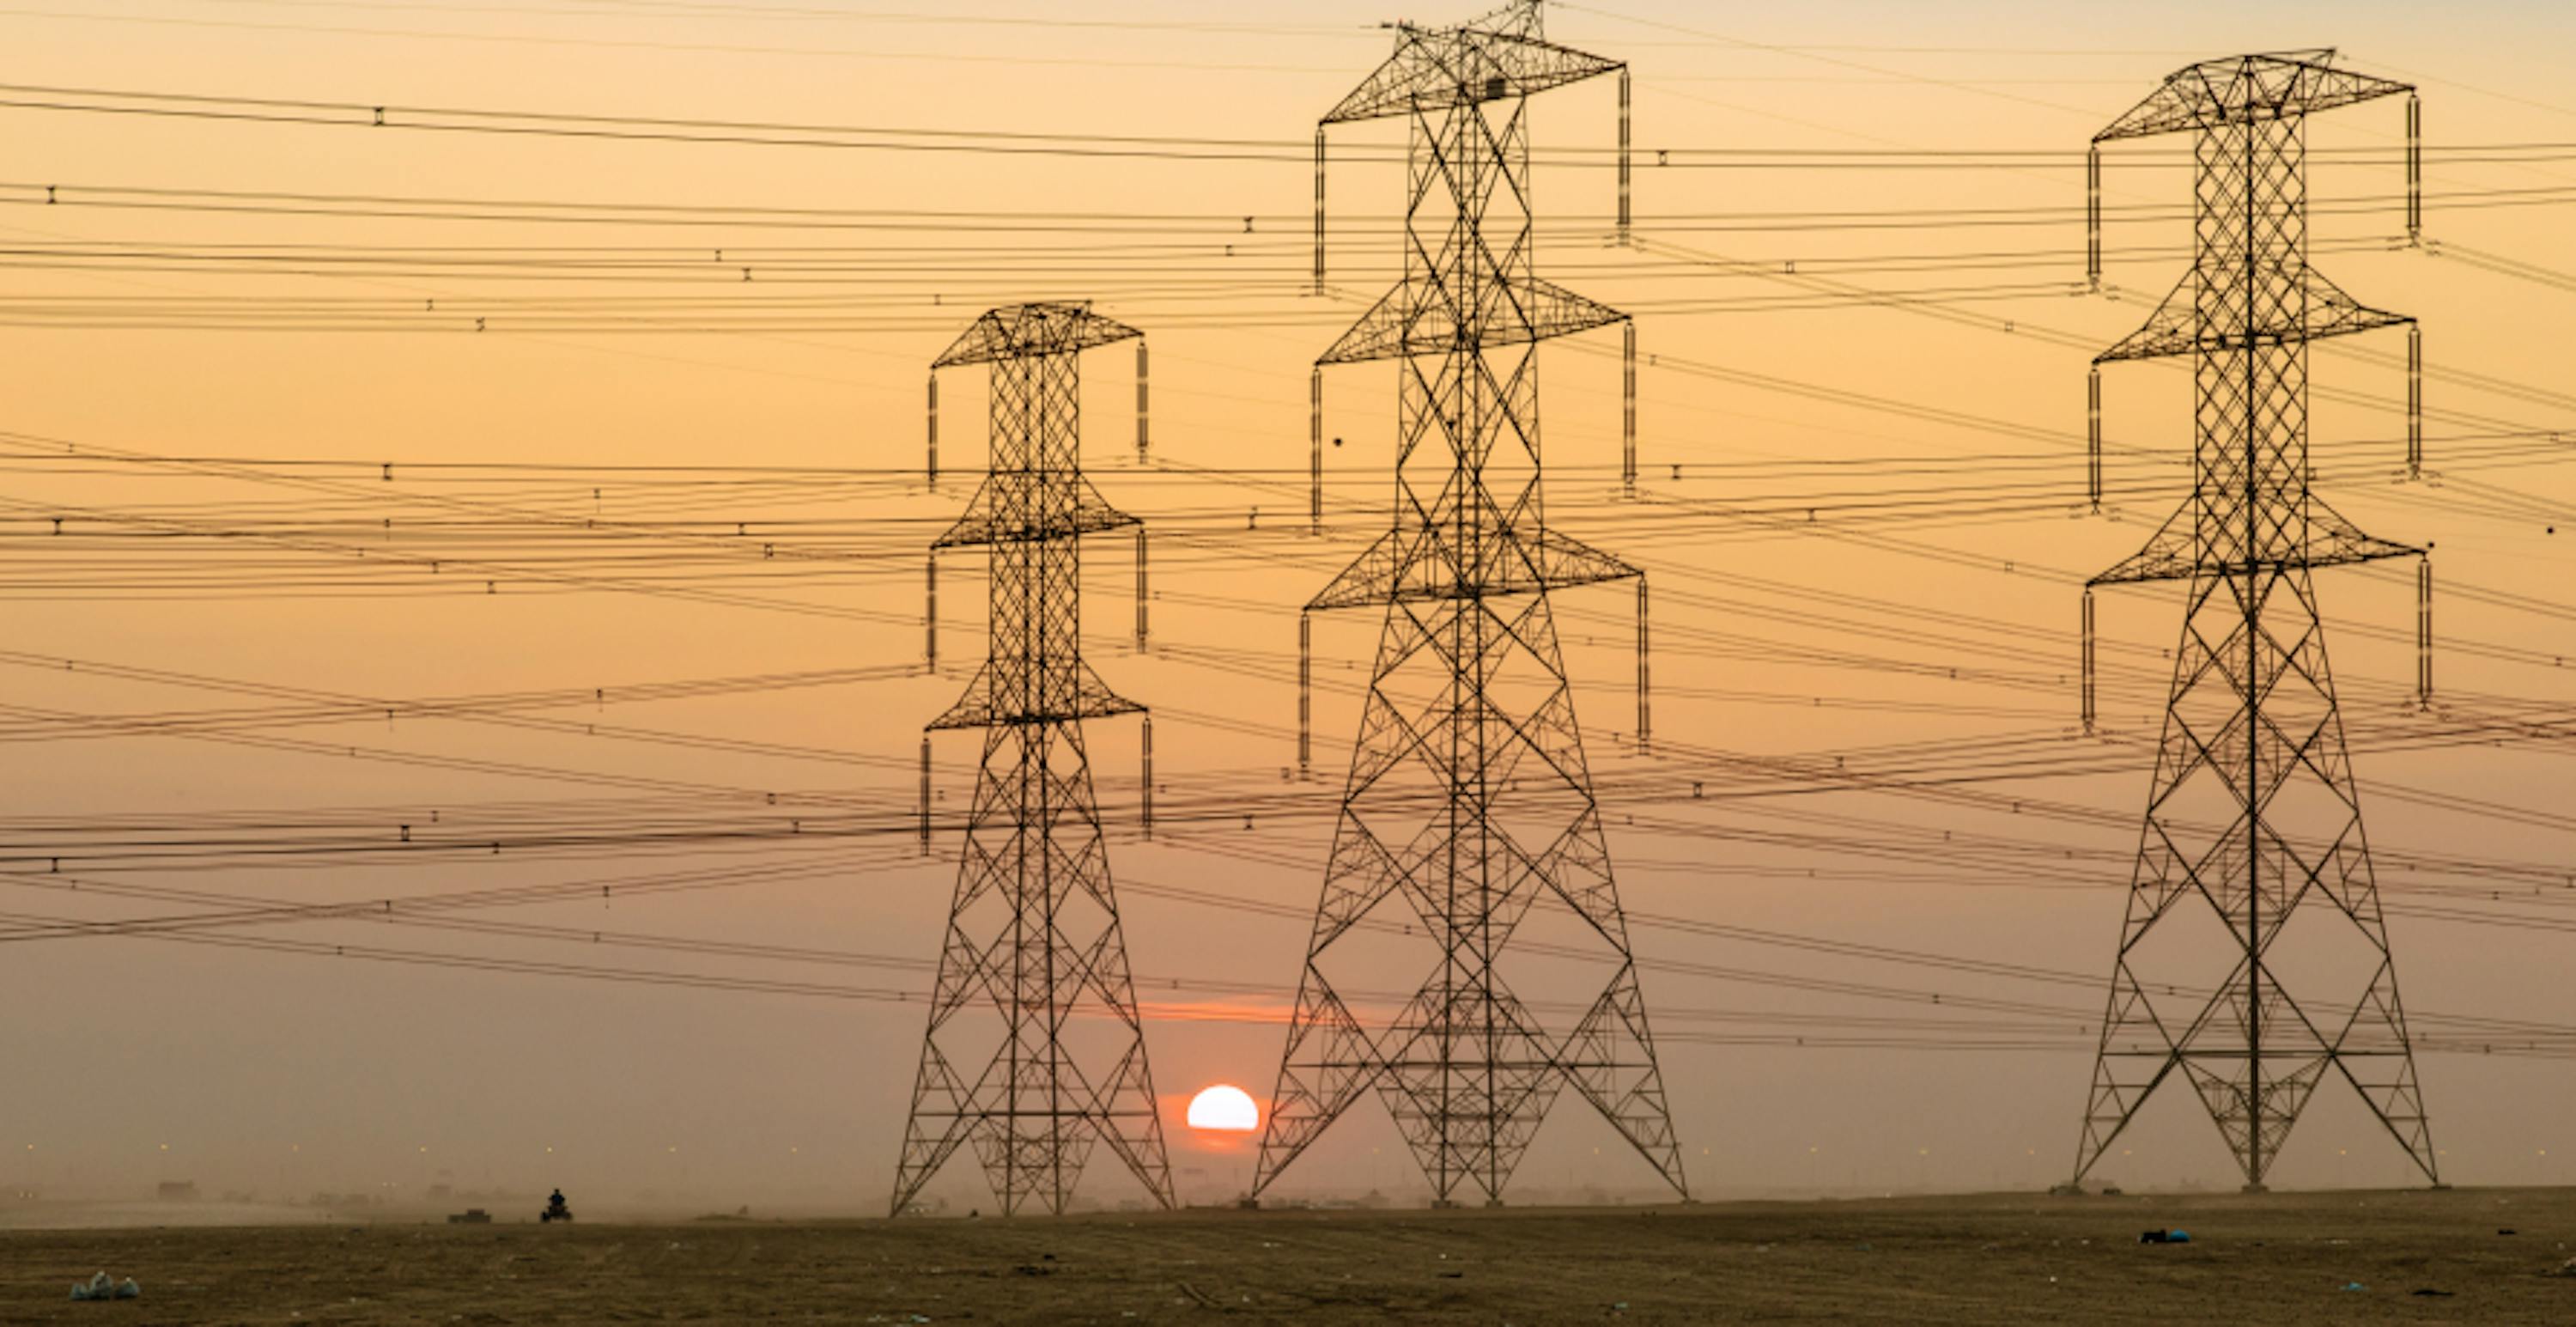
left=8, top=1187, right=2576, bottom=1324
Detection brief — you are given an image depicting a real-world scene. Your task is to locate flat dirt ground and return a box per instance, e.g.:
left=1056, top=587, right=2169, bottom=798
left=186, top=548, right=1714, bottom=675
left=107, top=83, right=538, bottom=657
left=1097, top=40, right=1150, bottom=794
left=7, top=1187, right=2576, bottom=1324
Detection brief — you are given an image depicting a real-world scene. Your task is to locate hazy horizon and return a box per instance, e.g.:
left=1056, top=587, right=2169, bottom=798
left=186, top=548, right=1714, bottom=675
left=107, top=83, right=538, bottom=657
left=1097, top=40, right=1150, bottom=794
left=3, top=0, right=2573, bottom=1222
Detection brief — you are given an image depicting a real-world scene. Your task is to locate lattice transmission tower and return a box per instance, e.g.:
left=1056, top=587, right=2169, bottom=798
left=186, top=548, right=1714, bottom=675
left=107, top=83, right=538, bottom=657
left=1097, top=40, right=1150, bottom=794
left=1254, top=0, right=1684, bottom=1208
left=2071, top=53, right=2439, bottom=1192
left=892, top=303, right=1176, bottom=1217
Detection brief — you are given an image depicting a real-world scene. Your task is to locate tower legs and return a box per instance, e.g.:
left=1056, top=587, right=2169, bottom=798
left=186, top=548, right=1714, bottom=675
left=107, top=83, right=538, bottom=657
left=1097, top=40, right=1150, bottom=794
left=894, top=722, right=1174, bottom=1216
left=2074, top=568, right=2436, bottom=1190
left=1255, top=588, right=1684, bottom=1203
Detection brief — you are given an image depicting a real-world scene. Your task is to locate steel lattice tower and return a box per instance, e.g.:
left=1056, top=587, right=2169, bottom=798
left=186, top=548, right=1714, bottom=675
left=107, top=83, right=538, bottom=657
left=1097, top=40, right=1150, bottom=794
left=2072, top=53, right=2438, bottom=1192
left=892, top=303, right=1175, bottom=1217
left=1254, top=0, right=1685, bottom=1208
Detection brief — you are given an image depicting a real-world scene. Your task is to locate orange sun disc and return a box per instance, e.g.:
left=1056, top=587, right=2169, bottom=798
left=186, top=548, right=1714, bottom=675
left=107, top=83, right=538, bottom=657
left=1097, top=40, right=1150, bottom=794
left=1186, top=1085, right=1261, bottom=1132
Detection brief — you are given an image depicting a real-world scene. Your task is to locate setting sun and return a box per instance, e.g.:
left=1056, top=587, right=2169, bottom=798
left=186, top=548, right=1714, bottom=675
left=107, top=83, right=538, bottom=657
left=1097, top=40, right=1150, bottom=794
left=1185, top=1086, right=1260, bottom=1133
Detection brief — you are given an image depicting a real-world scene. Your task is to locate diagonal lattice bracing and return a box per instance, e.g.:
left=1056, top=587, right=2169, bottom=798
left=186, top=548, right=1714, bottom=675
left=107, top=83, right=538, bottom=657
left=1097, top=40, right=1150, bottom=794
left=1255, top=0, right=1685, bottom=1208
left=1322, top=1, right=1620, bottom=126
left=893, top=303, right=1175, bottom=1217
left=2073, top=55, right=2437, bottom=1193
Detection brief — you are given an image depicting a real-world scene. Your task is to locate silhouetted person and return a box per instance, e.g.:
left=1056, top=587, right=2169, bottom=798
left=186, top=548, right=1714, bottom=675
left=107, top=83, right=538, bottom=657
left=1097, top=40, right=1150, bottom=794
left=541, top=1188, right=573, bottom=1223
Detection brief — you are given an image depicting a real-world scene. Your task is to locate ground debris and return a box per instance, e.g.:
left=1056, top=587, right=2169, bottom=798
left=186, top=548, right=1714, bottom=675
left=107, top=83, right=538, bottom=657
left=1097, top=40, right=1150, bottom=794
left=16, top=1189, right=2576, bottom=1321
left=68, top=1270, right=141, bottom=1301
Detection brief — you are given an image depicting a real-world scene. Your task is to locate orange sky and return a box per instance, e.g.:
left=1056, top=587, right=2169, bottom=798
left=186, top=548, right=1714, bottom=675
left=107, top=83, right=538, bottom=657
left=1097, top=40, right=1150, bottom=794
left=1, top=0, right=2573, bottom=1216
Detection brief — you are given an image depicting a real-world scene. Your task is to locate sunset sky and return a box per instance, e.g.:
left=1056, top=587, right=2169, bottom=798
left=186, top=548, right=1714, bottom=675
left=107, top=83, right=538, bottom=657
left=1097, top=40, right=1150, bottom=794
left=2, top=0, right=2573, bottom=1215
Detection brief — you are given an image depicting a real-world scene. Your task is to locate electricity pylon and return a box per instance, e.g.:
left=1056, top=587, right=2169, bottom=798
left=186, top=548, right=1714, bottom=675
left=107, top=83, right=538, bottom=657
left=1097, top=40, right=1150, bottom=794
left=2073, top=53, right=2438, bottom=1192
left=892, top=303, right=1175, bottom=1217
left=1254, top=0, right=1685, bottom=1208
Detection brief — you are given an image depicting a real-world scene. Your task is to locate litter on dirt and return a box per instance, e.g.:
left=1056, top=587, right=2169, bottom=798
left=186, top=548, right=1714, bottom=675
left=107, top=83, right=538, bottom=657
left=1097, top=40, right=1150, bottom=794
left=68, top=1272, right=140, bottom=1301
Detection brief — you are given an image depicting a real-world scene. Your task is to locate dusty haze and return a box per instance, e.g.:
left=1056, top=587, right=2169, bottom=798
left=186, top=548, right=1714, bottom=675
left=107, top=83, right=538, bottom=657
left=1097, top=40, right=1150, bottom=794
left=0, top=0, right=2572, bottom=1223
